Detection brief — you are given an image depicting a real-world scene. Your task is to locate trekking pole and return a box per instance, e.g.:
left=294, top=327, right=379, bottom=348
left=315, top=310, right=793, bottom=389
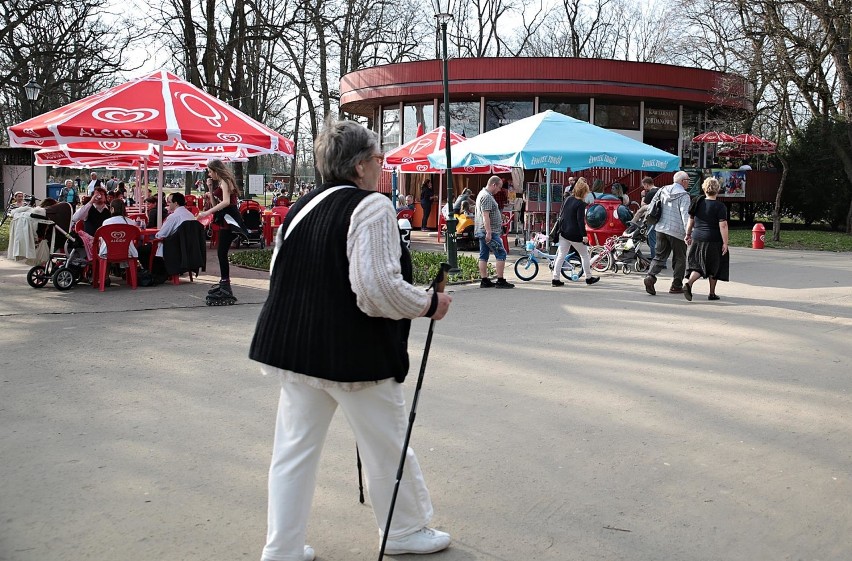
left=377, top=263, right=451, bottom=561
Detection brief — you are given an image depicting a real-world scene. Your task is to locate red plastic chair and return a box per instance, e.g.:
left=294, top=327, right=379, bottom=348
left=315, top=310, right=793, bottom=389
left=396, top=209, right=415, bottom=221
left=92, top=223, right=141, bottom=291
left=263, top=206, right=290, bottom=246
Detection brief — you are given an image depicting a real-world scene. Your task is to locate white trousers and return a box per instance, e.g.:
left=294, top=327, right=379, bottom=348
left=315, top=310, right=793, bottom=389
left=262, top=378, right=433, bottom=561
left=552, top=236, right=592, bottom=279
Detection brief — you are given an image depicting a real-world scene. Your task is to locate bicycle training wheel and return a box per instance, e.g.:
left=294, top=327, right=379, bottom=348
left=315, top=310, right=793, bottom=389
left=514, top=257, right=539, bottom=281
left=561, top=255, right=584, bottom=280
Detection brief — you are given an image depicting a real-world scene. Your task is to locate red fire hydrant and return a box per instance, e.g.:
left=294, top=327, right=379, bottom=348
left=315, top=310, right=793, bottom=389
left=752, top=223, right=766, bottom=249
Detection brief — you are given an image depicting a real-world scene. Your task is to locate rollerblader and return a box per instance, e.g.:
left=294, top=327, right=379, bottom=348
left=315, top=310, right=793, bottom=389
left=198, top=159, right=245, bottom=306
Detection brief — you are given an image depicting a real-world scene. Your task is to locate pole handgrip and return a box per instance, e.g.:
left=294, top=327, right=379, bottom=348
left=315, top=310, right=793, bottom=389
left=430, top=262, right=451, bottom=294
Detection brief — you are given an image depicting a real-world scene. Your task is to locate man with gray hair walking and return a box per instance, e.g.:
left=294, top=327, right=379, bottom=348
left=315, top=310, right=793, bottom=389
left=643, top=170, right=692, bottom=295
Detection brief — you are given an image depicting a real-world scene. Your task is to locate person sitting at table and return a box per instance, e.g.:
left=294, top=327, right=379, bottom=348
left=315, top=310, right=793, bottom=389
left=396, top=194, right=415, bottom=212
left=452, top=188, right=474, bottom=215
left=71, top=186, right=111, bottom=259
left=138, top=192, right=196, bottom=279
left=145, top=195, right=168, bottom=227
left=98, top=199, right=139, bottom=260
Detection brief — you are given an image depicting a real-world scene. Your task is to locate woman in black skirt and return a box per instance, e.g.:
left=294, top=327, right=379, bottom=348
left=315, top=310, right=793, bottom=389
left=684, top=177, right=729, bottom=301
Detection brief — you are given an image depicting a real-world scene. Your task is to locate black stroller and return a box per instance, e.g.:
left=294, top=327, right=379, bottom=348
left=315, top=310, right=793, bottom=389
left=234, top=199, right=265, bottom=248
left=612, top=220, right=652, bottom=274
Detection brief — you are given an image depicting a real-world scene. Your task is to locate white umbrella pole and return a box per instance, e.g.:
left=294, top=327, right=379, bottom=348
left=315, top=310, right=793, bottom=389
left=545, top=168, right=552, bottom=252
left=437, top=174, right=442, bottom=240
left=157, top=145, right=165, bottom=228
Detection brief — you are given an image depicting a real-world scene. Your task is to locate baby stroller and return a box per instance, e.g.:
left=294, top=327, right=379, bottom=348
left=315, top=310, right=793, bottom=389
left=612, top=220, right=651, bottom=274
left=49, top=230, right=94, bottom=290
left=19, top=216, right=91, bottom=290
left=234, top=199, right=265, bottom=248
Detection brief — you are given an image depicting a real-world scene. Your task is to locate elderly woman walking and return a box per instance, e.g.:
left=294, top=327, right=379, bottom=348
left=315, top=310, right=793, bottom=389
left=684, top=177, right=730, bottom=301
left=250, top=119, right=453, bottom=561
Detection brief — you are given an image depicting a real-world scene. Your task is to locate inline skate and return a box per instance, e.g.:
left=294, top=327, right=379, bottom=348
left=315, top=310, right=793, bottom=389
left=206, top=282, right=237, bottom=306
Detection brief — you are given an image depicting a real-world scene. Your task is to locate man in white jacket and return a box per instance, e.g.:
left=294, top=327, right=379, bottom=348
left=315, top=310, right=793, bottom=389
left=643, top=170, right=691, bottom=295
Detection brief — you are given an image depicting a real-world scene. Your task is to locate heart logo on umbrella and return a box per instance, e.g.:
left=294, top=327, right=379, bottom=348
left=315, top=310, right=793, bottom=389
left=408, top=137, right=435, bottom=155
left=178, top=93, right=228, bottom=128
left=92, top=107, right=159, bottom=124
left=416, top=164, right=429, bottom=171
left=218, top=133, right=242, bottom=142
left=99, top=141, right=122, bottom=150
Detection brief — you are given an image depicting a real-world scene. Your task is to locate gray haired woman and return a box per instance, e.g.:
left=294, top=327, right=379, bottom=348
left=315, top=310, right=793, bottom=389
left=250, top=119, right=452, bottom=561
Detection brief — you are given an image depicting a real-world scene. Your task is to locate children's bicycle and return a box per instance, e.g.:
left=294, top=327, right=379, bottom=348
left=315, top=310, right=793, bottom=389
left=514, top=236, right=584, bottom=281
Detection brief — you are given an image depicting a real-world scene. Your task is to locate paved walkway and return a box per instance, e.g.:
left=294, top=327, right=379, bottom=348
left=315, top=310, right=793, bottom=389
left=1, top=242, right=850, bottom=561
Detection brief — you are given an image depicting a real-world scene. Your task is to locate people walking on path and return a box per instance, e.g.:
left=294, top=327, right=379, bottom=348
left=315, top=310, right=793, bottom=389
left=552, top=180, right=599, bottom=287
left=249, top=119, right=453, bottom=561
left=643, top=171, right=691, bottom=296
left=684, top=177, right=730, bottom=301
left=475, top=176, right=514, bottom=288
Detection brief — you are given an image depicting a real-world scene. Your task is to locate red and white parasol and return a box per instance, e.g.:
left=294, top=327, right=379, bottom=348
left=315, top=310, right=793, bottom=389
left=8, top=69, right=294, bottom=156
left=692, top=131, right=736, bottom=143
left=733, top=133, right=776, bottom=154
left=385, top=126, right=512, bottom=174
left=732, top=133, right=765, bottom=145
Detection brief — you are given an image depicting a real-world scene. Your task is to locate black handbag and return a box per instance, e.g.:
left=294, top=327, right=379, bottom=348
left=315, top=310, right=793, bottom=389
left=549, top=221, right=560, bottom=244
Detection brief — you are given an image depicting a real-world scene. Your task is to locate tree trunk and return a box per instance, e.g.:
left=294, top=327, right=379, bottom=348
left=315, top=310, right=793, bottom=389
left=772, top=154, right=788, bottom=242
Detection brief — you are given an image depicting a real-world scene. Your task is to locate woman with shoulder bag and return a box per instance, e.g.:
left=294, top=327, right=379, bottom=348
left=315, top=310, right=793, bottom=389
left=551, top=178, right=600, bottom=287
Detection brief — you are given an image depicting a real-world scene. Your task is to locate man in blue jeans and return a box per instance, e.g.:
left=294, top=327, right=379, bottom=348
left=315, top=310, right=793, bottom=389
left=475, top=176, right=514, bottom=288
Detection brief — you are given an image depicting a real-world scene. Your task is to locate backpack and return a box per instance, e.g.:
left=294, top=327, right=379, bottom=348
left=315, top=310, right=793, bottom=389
left=645, top=188, right=664, bottom=225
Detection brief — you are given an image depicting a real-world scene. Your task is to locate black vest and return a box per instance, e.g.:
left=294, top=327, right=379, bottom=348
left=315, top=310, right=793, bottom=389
left=85, top=206, right=112, bottom=236
left=249, top=184, right=413, bottom=383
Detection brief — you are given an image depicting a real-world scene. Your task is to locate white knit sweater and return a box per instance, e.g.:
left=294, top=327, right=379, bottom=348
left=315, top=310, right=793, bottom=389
left=264, top=192, right=430, bottom=390
left=347, top=192, right=430, bottom=320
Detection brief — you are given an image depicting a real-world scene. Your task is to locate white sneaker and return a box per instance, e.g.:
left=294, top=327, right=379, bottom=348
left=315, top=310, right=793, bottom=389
left=383, top=527, right=451, bottom=555
left=303, top=545, right=315, bottom=561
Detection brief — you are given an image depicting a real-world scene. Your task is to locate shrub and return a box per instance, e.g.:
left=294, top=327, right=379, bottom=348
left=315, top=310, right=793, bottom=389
left=230, top=248, right=492, bottom=285
left=410, top=249, right=492, bottom=285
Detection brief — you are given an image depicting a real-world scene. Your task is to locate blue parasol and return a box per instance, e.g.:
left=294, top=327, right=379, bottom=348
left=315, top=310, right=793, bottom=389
left=427, top=110, right=680, bottom=248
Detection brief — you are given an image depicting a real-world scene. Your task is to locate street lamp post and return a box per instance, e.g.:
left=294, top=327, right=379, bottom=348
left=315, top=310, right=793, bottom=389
left=24, top=78, right=43, bottom=197
left=435, top=11, right=458, bottom=273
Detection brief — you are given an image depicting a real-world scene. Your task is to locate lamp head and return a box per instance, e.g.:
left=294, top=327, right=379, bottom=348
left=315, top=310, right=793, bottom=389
left=434, top=13, right=453, bottom=25
left=24, top=79, right=42, bottom=102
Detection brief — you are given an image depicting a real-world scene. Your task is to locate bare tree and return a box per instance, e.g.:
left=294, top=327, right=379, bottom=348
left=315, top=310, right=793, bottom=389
left=0, top=0, right=139, bottom=142
left=735, top=0, right=852, bottom=232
